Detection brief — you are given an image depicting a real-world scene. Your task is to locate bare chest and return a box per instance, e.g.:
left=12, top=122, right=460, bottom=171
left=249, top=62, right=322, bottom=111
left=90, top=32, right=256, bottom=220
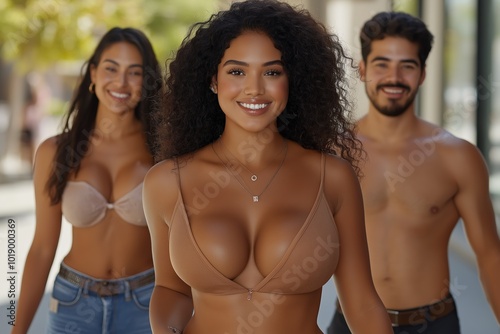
left=361, top=142, right=458, bottom=218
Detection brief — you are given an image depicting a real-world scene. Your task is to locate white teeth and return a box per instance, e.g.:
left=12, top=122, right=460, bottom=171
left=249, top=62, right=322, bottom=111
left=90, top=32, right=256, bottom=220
left=110, top=91, right=129, bottom=99
left=239, top=103, right=268, bottom=110
left=383, top=88, right=404, bottom=94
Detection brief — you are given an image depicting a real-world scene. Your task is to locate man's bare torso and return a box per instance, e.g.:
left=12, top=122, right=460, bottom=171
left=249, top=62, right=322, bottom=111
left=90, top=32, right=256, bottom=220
left=358, top=117, right=461, bottom=309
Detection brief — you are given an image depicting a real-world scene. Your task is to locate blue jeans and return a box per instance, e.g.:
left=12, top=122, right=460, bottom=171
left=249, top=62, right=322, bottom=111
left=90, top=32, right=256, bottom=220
left=47, top=263, right=154, bottom=334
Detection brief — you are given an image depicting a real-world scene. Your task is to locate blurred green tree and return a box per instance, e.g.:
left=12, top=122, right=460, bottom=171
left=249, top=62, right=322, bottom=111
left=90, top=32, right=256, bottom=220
left=0, top=0, right=218, bottom=71
left=391, top=0, right=419, bottom=15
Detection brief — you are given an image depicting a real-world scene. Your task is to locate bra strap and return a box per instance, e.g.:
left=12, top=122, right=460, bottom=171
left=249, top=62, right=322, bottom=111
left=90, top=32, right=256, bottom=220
left=320, top=152, right=326, bottom=188
left=173, top=157, right=183, bottom=197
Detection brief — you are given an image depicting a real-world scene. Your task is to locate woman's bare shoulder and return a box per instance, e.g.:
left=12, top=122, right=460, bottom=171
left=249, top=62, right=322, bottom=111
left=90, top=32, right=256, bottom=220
left=143, top=159, right=181, bottom=221
left=322, top=153, right=361, bottom=212
left=36, top=136, right=58, bottom=155
left=290, top=144, right=357, bottom=183
left=33, top=136, right=59, bottom=171
left=145, top=159, right=179, bottom=186
left=324, top=153, right=357, bottom=178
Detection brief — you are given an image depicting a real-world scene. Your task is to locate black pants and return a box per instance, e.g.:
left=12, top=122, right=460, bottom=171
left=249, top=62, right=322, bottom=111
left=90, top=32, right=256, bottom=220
left=327, top=305, right=461, bottom=334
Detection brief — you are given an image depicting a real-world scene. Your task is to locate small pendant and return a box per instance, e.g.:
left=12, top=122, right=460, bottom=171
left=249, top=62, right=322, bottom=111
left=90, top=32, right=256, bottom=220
left=247, top=289, right=253, bottom=300
left=251, top=175, right=257, bottom=182
left=253, top=196, right=259, bottom=202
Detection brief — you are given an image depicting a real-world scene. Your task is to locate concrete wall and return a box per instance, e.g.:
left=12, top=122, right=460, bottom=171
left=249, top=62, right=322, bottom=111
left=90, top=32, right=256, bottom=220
left=325, top=0, right=391, bottom=119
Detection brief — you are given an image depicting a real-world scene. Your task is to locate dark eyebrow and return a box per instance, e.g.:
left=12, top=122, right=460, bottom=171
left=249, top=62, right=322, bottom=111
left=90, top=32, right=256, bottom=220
left=222, top=59, right=284, bottom=67
left=102, top=59, right=143, bottom=68
left=370, top=56, right=420, bottom=67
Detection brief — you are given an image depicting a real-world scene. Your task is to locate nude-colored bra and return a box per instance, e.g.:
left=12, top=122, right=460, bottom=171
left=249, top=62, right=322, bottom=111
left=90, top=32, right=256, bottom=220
left=61, top=181, right=147, bottom=228
left=169, top=153, right=340, bottom=296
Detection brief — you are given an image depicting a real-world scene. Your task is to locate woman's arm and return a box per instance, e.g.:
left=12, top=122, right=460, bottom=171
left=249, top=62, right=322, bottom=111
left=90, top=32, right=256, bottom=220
left=324, top=157, right=392, bottom=333
left=12, top=138, right=63, bottom=334
left=143, top=161, right=193, bottom=333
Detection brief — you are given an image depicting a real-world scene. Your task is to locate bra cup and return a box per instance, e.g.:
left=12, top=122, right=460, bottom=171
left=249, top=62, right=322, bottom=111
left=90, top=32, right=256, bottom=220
left=61, top=181, right=146, bottom=228
left=170, top=184, right=339, bottom=295
left=62, top=182, right=108, bottom=227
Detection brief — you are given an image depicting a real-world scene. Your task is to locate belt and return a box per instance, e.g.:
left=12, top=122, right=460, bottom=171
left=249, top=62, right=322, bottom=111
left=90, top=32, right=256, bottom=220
left=335, top=296, right=455, bottom=327
left=58, top=266, right=155, bottom=297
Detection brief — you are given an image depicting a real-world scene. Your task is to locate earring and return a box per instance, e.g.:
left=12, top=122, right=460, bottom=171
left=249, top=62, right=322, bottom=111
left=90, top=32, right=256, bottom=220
left=89, top=83, right=95, bottom=94
left=210, top=84, right=217, bottom=94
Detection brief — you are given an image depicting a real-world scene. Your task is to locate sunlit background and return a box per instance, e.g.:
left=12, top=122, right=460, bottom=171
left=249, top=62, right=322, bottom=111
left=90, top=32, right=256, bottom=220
left=0, top=0, right=499, bottom=333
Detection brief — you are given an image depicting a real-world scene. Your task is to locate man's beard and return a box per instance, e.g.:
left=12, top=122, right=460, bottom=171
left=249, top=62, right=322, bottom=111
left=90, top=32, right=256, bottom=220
left=367, top=84, right=417, bottom=117
left=371, top=98, right=415, bottom=117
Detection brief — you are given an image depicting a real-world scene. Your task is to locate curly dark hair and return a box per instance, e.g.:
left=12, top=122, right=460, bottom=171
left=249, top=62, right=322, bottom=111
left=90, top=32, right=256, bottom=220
left=360, top=11, right=434, bottom=66
left=154, top=0, right=362, bottom=174
left=47, top=27, right=163, bottom=205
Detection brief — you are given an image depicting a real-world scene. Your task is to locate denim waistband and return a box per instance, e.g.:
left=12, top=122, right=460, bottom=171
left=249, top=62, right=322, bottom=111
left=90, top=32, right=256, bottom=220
left=58, top=262, right=155, bottom=298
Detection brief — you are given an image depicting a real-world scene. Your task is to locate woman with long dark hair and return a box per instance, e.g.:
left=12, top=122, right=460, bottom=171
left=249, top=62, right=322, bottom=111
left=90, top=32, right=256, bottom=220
left=13, top=27, right=162, bottom=334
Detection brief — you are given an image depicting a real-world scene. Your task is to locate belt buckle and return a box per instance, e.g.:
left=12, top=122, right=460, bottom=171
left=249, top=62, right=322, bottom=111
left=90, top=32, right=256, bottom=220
left=95, top=281, right=115, bottom=297
left=387, top=309, right=400, bottom=327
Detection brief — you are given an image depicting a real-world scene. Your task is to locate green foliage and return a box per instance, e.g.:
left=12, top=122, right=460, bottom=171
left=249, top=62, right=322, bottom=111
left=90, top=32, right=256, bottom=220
left=391, top=0, right=419, bottom=16
left=143, top=0, right=218, bottom=61
left=0, top=0, right=217, bottom=71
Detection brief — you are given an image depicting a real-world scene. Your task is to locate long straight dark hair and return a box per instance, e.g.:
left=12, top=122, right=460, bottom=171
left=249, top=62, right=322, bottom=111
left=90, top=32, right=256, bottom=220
left=46, top=27, right=162, bottom=205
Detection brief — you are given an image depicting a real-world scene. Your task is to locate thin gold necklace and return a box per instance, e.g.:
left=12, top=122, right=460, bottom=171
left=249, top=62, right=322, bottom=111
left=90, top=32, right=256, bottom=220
left=212, top=139, right=288, bottom=203
left=218, top=139, right=259, bottom=182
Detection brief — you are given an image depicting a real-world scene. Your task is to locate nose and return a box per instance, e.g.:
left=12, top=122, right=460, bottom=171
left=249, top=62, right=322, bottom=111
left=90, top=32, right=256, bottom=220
left=386, top=64, right=402, bottom=82
left=244, top=73, right=264, bottom=96
left=115, top=71, right=128, bottom=87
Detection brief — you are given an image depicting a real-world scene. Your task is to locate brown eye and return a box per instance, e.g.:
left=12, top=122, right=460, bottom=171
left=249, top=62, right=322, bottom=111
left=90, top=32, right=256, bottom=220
left=228, top=68, right=244, bottom=76
left=265, top=70, right=282, bottom=76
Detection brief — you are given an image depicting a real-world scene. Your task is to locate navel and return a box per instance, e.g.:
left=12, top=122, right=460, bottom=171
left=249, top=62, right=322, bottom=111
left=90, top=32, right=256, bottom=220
left=430, top=206, right=439, bottom=214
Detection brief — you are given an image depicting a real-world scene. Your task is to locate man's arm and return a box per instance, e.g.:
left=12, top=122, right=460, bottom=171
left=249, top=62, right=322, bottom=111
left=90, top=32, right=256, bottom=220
left=450, top=139, right=500, bottom=324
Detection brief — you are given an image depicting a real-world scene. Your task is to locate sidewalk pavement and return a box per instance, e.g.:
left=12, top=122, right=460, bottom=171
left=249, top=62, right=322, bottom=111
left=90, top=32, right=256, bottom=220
left=0, top=179, right=499, bottom=333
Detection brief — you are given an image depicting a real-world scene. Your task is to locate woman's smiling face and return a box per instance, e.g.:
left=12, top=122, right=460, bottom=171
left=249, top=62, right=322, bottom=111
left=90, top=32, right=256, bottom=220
left=91, top=41, right=144, bottom=115
left=214, top=30, right=289, bottom=133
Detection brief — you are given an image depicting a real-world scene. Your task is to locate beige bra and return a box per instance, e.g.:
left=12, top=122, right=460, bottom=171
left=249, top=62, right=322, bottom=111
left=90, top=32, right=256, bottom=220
left=169, top=153, right=340, bottom=296
left=61, top=181, right=146, bottom=228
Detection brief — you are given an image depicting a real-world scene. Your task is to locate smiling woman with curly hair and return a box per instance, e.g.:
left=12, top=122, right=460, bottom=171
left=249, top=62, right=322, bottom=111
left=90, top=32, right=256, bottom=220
left=153, top=1, right=361, bottom=168
left=144, top=1, right=392, bottom=333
